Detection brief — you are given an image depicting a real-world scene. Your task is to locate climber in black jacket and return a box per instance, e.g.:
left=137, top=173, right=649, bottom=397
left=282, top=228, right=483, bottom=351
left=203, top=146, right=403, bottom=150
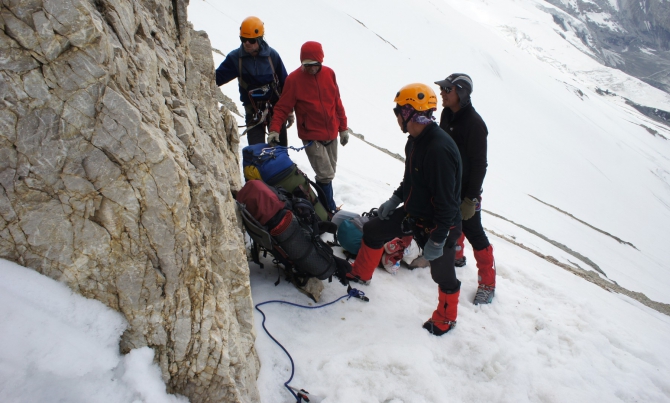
left=436, top=73, right=496, bottom=305
left=347, top=83, right=464, bottom=336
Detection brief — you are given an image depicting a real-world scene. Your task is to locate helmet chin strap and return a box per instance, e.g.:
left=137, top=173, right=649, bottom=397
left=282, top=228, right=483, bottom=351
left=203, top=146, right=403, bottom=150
left=401, top=110, right=416, bottom=133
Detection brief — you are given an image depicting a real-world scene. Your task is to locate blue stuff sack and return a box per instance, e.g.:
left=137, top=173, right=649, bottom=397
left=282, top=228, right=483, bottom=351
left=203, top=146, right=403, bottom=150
left=337, top=219, right=364, bottom=255
left=242, top=143, right=294, bottom=183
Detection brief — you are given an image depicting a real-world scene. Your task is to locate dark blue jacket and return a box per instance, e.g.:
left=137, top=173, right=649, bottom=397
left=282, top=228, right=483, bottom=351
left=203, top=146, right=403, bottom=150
left=215, top=41, right=288, bottom=105
left=393, top=122, right=462, bottom=244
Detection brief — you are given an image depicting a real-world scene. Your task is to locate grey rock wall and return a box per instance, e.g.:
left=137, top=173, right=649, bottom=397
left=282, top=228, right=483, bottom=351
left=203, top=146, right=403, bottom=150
left=0, top=0, right=260, bottom=402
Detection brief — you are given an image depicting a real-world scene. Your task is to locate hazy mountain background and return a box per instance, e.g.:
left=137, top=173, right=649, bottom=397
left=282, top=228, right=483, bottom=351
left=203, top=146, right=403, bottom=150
left=542, top=0, right=670, bottom=122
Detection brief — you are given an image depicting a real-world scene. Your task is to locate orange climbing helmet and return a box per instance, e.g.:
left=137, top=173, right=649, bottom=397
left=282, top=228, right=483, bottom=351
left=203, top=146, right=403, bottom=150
left=393, top=83, right=437, bottom=111
left=240, top=16, right=264, bottom=38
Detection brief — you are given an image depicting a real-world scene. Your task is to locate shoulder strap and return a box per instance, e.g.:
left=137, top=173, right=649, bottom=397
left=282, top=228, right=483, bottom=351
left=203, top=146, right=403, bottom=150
left=238, top=56, right=248, bottom=90
left=267, top=55, right=276, bottom=75
left=291, top=197, right=320, bottom=237
left=267, top=55, right=282, bottom=97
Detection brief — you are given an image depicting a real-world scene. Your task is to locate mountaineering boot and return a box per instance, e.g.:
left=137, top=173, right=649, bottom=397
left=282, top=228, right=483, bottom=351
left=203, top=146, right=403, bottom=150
left=473, top=245, right=496, bottom=304
left=473, top=284, right=495, bottom=305
left=346, top=240, right=384, bottom=285
left=316, top=181, right=337, bottom=213
left=454, top=232, right=466, bottom=267
left=423, top=284, right=460, bottom=336
left=409, top=256, right=430, bottom=269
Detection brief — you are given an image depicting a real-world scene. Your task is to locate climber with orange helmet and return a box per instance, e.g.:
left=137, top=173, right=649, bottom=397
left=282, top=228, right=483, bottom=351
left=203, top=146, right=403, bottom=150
left=215, top=16, right=291, bottom=146
left=346, top=83, right=464, bottom=336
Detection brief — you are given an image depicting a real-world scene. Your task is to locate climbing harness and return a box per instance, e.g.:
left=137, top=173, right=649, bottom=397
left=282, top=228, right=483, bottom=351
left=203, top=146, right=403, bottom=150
left=255, top=286, right=369, bottom=402
left=237, top=54, right=283, bottom=137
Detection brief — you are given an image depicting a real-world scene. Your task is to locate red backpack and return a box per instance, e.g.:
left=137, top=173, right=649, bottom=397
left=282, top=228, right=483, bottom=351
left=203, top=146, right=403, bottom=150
left=236, top=180, right=286, bottom=226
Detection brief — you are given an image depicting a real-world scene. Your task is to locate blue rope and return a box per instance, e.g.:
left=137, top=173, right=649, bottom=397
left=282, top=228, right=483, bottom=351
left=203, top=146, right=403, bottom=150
left=255, top=287, right=366, bottom=402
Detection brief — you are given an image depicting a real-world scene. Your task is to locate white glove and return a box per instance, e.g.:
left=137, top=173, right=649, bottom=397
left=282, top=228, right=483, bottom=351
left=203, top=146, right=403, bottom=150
left=286, top=113, right=295, bottom=129
left=267, top=131, right=280, bottom=145
left=339, top=127, right=351, bottom=146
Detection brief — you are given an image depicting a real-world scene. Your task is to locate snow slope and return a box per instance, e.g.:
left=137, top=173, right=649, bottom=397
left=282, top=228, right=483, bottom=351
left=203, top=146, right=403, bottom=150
left=189, top=0, right=670, bottom=401
left=2, top=0, right=670, bottom=402
left=0, top=259, right=187, bottom=403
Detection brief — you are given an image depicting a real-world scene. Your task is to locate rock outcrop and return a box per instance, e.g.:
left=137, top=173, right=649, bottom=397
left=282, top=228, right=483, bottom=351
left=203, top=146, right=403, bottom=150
left=0, top=1, right=259, bottom=402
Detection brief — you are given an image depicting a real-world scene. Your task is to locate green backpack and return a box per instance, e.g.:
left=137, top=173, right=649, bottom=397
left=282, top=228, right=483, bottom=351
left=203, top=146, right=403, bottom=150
left=266, top=164, right=331, bottom=222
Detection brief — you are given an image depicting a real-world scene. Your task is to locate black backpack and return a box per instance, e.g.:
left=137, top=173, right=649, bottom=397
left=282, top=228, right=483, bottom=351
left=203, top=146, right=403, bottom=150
left=236, top=180, right=350, bottom=289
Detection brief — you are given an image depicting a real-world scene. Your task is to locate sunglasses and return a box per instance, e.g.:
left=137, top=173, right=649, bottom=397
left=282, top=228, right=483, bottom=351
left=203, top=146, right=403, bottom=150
left=440, top=86, right=455, bottom=93
left=240, top=37, right=258, bottom=44
left=303, top=63, right=321, bottom=68
left=393, top=106, right=402, bottom=116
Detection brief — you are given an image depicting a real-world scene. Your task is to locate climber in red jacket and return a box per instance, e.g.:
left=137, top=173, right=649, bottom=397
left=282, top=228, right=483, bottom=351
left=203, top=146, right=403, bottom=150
left=268, top=41, right=352, bottom=214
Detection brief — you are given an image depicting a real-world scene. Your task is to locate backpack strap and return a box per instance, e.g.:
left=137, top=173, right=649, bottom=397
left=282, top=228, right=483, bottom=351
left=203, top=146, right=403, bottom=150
left=305, top=176, right=334, bottom=220
left=288, top=197, right=321, bottom=236
left=267, top=55, right=276, bottom=75
left=363, top=207, right=379, bottom=218
left=238, top=56, right=248, bottom=91
left=236, top=201, right=275, bottom=250
left=267, top=55, right=282, bottom=98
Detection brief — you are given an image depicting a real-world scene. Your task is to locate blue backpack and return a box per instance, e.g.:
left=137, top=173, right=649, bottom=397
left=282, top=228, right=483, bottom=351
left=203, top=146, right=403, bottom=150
left=242, top=143, right=294, bottom=183
left=336, top=208, right=378, bottom=255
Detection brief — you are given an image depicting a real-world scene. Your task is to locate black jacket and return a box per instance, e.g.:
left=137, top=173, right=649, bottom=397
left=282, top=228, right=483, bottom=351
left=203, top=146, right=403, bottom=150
left=393, top=122, right=462, bottom=244
left=439, top=104, right=488, bottom=200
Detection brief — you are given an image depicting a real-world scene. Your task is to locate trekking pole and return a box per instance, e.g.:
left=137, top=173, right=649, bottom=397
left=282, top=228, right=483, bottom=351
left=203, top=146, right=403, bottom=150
left=255, top=286, right=368, bottom=403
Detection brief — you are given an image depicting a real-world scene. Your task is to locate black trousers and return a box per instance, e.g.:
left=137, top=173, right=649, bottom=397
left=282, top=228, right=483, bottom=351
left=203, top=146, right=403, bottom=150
left=462, top=209, right=490, bottom=251
left=361, top=207, right=462, bottom=293
left=245, top=105, right=288, bottom=146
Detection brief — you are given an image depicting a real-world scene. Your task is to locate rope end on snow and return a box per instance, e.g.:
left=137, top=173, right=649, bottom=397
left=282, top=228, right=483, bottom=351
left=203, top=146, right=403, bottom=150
left=347, top=285, right=369, bottom=302
left=288, top=386, right=324, bottom=402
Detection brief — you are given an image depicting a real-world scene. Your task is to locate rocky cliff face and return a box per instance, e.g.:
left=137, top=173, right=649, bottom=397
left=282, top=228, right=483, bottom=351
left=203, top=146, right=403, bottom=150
left=0, top=1, right=259, bottom=402
left=543, top=0, right=670, bottom=94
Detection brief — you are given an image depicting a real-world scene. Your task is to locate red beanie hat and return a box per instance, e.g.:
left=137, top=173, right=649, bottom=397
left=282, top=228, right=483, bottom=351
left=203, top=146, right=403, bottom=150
left=300, top=41, right=324, bottom=63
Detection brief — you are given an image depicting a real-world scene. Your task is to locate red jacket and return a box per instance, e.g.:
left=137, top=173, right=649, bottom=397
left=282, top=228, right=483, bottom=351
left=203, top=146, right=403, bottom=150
left=270, top=42, right=347, bottom=141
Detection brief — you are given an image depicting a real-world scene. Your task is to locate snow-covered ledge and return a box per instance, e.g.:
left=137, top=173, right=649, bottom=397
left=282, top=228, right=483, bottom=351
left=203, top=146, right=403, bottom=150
left=0, top=1, right=259, bottom=401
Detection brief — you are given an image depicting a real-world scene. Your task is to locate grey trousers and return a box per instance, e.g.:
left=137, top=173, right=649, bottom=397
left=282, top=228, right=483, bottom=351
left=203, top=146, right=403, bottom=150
left=303, top=139, right=338, bottom=183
